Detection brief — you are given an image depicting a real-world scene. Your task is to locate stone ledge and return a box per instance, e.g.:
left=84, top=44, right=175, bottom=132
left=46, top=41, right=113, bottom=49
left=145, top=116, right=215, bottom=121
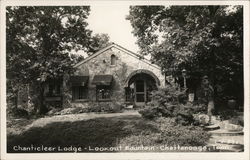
left=209, top=129, right=244, bottom=136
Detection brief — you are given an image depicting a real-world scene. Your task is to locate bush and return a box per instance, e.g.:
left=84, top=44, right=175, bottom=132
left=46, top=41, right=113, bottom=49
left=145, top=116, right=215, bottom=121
left=87, top=105, right=102, bottom=112
left=139, top=86, right=184, bottom=119
left=139, top=106, right=161, bottom=120
left=139, top=86, right=203, bottom=125
left=87, top=103, right=123, bottom=113
left=217, top=109, right=238, bottom=120
left=8, top=107, right=29, bottom=118
left=229, top=116, right=244, bottom=126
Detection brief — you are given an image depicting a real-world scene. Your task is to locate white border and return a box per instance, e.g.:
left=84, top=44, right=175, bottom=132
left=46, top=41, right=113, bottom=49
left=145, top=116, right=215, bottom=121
left=1, top=1, right=249, bottom=160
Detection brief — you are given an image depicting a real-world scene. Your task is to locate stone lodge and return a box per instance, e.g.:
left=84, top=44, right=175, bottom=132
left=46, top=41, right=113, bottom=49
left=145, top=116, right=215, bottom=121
left=44, top=43, right=166, bottom=109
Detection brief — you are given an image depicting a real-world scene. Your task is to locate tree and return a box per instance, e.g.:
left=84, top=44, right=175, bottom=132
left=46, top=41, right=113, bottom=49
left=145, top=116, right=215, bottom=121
left=127, top=6, right=243, bottom=107
left=6, top=6, right=100, bottom=114
left=88, top=33, right=112, bottom=55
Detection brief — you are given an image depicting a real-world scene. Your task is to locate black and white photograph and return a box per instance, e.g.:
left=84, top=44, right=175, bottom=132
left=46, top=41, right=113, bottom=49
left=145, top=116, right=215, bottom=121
left=0, top=0, right=249, bottom=160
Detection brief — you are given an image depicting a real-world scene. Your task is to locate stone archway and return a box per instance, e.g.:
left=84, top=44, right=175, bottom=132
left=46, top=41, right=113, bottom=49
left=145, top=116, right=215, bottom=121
left=124, top=69, right=160, bottom=106
left=124, top=69, right=160, bottom=87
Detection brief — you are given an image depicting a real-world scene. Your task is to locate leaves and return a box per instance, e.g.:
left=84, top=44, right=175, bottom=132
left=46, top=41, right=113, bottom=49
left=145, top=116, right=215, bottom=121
left=128, top=5, right=243, bottom=102
left=7, top=6, right=112, bottom=85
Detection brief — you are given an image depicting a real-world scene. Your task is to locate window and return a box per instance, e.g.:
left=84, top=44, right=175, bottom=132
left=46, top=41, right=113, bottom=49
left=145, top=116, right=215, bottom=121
left=47, top=84, right=61, bottom=96
left=72, top=86, right=88, bottom=100
left=96, top=85, right=111, bottom=101
left=111, top=54, right=116, bottom=65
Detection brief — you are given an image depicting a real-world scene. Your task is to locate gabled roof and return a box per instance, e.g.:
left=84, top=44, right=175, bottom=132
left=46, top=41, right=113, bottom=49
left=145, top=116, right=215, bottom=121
left=74, top=43, right=161, bottom=70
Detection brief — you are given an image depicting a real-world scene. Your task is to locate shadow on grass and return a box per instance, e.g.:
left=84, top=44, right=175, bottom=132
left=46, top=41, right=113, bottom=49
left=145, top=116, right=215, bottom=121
left=7, top=115, right=158, bottom=153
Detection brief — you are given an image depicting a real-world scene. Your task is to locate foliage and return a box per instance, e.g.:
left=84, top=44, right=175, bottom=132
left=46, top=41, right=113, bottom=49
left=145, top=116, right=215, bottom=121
left=127, top=5, right=243, bottom=105
left=7, top=107, right=29, bottom=119
left=6, top=6, right=92, bottom=83
left=155, top=118, right=210, bottom=146
left=229, top=116, right=244, bottom=126
left=138, top=106, right=160, bottom=120
left=88, top=103, right=123, bottom=113
left=48, top=107, right=90, bottom=115
left=139, top=86, right=205, bottom=125
left=88, top=33, right=112, bottom=55
left=6, top=6, right=111, bottom=114
left=7, top=116, right=154, bottom=152
left=217, top=109, right=238, bottom=120
left=139, top=85, right=184, bottom=119
left=87, top=105, right=102, bottom=112
left=119, top=117, right=210, bottom=149
left=7, top=114, right=210, bottom=152
left=47, top=103, right=123, bottom=116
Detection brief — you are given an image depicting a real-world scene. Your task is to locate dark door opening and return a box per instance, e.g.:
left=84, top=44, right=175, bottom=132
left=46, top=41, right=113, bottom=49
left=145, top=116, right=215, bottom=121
left=135, top=80, right=146, bottom=105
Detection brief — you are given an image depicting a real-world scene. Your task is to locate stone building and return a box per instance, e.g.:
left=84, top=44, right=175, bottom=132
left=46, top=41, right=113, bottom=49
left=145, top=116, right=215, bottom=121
left=44, top=43, right=166, bottom=109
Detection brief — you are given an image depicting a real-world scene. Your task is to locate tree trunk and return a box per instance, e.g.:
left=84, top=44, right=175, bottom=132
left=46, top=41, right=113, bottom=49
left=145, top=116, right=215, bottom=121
left=27, top=84, right=33, bottom=112
left=15, top=89, right=18, bottom=109
left=38, top=83, right=48, bottom=114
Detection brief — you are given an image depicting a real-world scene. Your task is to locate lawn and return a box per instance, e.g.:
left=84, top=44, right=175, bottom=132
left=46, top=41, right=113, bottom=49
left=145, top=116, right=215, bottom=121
left=7, top=113, right=210, bottom=153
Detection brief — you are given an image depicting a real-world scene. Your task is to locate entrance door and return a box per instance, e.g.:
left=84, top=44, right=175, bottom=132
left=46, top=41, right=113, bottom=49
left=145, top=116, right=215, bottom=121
left=135, top=80, right=146, bottom=106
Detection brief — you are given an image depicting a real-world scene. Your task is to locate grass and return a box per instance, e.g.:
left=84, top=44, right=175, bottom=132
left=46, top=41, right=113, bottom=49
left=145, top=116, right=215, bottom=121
left=7, top=115, right=159, bottom=153
left=7, top=114, right=210, bottom=153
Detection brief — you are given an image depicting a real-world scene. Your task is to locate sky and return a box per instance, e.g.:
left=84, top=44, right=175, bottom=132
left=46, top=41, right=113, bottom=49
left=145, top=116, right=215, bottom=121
left=86, top=5, right=139, bottom=53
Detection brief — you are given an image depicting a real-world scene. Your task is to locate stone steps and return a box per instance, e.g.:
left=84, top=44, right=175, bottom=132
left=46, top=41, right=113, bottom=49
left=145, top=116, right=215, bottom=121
left=205, top=116, right=244, bottom=152
left=207, top=135, right=244, bottom=152
left=209, top=129, right=243, bottom=136
left=198, top=114, right=244, bottom=152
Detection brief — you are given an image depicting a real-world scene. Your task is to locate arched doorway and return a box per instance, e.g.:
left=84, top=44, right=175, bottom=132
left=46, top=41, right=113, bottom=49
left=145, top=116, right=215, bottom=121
left=125, top=70, right=160, bottom=106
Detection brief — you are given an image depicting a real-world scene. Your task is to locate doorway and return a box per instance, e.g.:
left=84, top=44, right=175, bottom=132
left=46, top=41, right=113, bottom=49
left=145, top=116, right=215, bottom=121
left=135, top=80, right=146, bottom=106
left=125, top=70, right=159, bottom=106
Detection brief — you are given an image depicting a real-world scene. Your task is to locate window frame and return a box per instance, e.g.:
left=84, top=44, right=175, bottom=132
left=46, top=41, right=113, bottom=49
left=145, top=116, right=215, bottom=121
left=72, top=86, right=88, bottom=102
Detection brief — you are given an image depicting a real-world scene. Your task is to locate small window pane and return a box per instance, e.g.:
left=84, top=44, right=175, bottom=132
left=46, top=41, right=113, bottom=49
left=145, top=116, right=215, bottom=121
left=73, top=86, right=88, bottom=100
left=111, top=55, right=116, bottom=65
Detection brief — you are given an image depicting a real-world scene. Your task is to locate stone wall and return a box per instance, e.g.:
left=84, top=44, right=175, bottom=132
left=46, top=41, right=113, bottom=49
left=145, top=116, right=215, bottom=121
left=63, top=45, right=165, bottom=108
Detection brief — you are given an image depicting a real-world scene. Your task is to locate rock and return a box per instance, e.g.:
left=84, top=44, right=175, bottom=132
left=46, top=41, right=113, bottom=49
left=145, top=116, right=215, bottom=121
left=125, top=105, right=133, bottom=109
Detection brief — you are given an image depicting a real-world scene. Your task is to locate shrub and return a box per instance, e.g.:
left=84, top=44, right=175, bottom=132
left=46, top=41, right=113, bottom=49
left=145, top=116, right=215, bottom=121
left=48, top=107, right=90, bottom=115
left=218, top=109, right=238, bottom=120
left=229, top=116, right=244, bottom=126
left=87, top=105, right=102, bottom=112
left=139, top=86, right=184, bottom=119
left=139, top=106, right=161, bottom=120
left=87, top=103, right=123, bottom=113
left=139, top=86, right=202, bottom=125
left=8, top=107, right=29, bottom=118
